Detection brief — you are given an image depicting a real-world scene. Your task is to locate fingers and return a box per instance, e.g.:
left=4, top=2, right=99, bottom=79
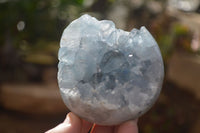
left=93, top=119, right=138, bottom=133
left=45, top=112, right=82, bottom=133
left=45, top=112, right=138, bottom=133
left=81, top=119, right=93, bottom=133
left=116, top=119, right=138, bottom=133
left=92, top=125, right=115, bottom=133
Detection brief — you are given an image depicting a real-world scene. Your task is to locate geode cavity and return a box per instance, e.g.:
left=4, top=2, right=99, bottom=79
left=58, top=14, right=164, bottom=125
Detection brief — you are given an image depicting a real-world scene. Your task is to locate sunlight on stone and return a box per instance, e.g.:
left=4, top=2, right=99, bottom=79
left=58, top=14, right=164, bottom=125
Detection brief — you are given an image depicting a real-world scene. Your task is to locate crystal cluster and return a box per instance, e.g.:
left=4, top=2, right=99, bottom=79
left=58, top=14, right=164, bottom=125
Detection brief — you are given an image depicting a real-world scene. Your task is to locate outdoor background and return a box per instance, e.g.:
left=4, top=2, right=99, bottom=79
left=0, top=0, right=200, bottom=133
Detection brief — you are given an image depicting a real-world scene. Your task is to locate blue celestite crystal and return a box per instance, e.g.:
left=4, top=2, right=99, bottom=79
left=58, top=14, right=164, bottom=125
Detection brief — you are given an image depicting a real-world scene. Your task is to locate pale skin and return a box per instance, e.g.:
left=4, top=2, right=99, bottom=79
left=46, top=112, right=138, bottom=133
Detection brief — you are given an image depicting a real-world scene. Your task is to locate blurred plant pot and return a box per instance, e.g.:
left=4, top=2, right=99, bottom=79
left=167, top=50, right=200, bottom=99
left=0, top=83, right=68, bottom=114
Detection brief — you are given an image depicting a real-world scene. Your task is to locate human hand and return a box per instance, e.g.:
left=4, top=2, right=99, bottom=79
left=45, top=112, right=138, bottom=133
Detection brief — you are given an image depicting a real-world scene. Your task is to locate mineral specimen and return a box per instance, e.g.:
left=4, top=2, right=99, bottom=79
left=58, top=14, right=164, bottom=125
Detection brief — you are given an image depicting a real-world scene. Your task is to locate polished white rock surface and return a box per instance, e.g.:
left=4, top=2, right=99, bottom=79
left=58, top=14, right=164, bottom=125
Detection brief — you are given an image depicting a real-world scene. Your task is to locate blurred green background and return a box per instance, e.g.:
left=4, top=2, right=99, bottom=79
left=0, top=0, right=200, bottom=133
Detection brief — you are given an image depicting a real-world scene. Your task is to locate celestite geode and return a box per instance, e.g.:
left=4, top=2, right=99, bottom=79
left=58, top=14, right=164, bottom=125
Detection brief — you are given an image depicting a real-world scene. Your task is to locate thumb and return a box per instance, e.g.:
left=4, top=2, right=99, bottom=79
left=45, top=112, right=82, bottom=133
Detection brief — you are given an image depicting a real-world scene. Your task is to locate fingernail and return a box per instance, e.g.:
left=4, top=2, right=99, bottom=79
left=66, top=114, right=71, bottom=124
left=64, top=112, right=81, bottom=126
left=64, top=113, right=73, bottom=127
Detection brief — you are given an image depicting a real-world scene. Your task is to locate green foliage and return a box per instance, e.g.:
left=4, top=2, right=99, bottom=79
left=0, top=0, right=83, bottom=65
left=0, top=0, right=83, bottom=43
left=158, top=34, right=173, bottom=61
left=173, top=23, right=190, bottom=36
